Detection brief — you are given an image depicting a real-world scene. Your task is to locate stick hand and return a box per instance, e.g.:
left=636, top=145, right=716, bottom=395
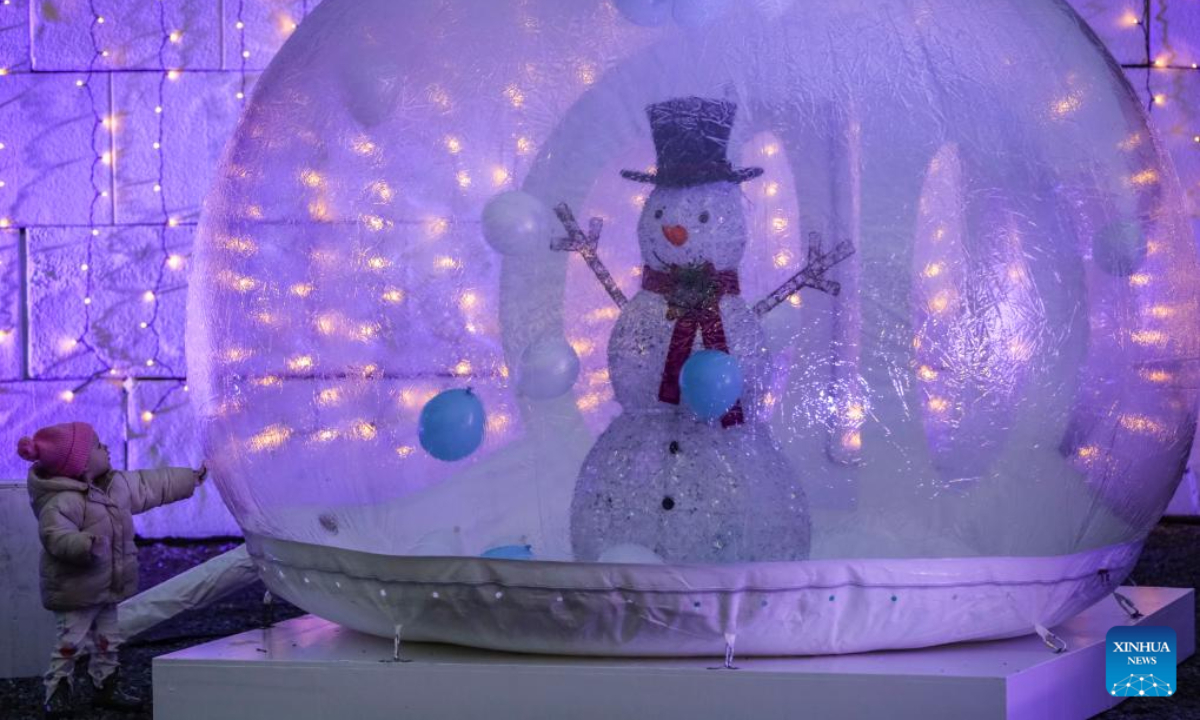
left=551, top=202, right=601, bottom=253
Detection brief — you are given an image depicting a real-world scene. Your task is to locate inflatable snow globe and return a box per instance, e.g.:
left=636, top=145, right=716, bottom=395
left=190, top=0, right=1200, bottom=656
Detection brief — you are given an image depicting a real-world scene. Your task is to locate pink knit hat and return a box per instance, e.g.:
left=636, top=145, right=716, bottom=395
left=16, top=422, right=98, bottom=478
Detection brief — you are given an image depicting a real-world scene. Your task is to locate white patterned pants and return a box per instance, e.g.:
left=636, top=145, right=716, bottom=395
left=43, top=603, right=122, bottom=700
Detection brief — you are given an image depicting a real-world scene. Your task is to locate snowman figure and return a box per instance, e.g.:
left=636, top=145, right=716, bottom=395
left=553, top=97, right=851, bottom=564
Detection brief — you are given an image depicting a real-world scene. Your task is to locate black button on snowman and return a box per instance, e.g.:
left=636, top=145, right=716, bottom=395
left=555, top=97, right=852, bottom=564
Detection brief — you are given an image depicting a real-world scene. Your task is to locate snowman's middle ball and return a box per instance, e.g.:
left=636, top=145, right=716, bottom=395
left=680, top=350, right=743, bottom=420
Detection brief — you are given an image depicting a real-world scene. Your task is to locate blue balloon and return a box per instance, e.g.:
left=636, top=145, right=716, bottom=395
left=680, top=350, right=743, bottom=421
left=481, top=544, right=534, bottom=560
left=419, top=389, right=486, bottom=461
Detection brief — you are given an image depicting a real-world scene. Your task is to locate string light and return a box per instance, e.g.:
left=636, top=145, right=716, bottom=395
left=60, top=0, right=185, bottom=411
left=235, top=0, right=248, bottom=103
left=64, top=0, right=108, bottom=401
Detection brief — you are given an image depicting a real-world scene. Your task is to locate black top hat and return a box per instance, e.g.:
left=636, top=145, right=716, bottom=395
left=621, top=97, right=763, bottom=187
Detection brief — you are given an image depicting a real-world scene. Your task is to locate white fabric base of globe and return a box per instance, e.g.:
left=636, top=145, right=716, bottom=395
left=245, top=533, right=1140, bottom=657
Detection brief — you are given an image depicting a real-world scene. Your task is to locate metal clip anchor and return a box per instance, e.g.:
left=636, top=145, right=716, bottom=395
left=1114, top=591, right=1143, bottom=620
left=1034, top=623, right=1067, bottom=654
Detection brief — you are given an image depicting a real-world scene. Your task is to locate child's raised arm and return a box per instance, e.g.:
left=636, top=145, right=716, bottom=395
left=117, top=467, right=201, bottom=515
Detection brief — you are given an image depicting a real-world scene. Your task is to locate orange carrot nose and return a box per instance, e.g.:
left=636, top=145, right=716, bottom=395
left=662, top=225, right=689, bottom=246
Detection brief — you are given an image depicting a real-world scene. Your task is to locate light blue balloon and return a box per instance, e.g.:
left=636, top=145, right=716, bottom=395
left=481, top=544, right=534, bottom=561
left=680, top=350, right=743, bottom=420
left=419, top=389, right=485, bottom=461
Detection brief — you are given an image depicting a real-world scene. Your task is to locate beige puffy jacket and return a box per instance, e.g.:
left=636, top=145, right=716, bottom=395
left=27, top=466, right=198, bottom=611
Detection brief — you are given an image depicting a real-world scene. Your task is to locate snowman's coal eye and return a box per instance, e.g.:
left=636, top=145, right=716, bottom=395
left=654, top=208, right=664, bottom=220
left=698, top=211, right=710, bottom=224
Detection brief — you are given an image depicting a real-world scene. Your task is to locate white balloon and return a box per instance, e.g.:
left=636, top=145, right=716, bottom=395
left=482, top=191, right=552, bottom=256
left=1093, top=220, right=1147, bottom=277
left=336, top=43, right=403, bottom=128
left=672, top=0, right=730, bottom=27
left=598, top=543, right=666, bottom=564
left=612, top=0, right=673, bottom=27
left=518, top=334, right=581, bottom=400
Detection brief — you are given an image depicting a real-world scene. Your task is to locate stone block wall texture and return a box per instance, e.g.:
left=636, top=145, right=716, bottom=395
left=0, top=0, right=1197, bottom=536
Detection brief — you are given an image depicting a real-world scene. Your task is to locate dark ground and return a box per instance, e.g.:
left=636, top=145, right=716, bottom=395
left=0, top=524, right=1196, bottom=720
left=0, top=540, right=304, bottom=720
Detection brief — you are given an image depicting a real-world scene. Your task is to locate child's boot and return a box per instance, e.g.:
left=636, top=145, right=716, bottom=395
left=43, top=679, right=73, bottom=719
left=92, top=671, right=143, bottom=712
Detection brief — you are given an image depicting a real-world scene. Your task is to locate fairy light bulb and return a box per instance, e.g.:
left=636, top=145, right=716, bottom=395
left=141, top=411, right=154, bottom=423
left=61, top=390, right=75, bottom=402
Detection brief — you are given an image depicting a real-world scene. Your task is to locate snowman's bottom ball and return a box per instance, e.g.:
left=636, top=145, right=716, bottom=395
left=570, top=412, right=811, bottom=563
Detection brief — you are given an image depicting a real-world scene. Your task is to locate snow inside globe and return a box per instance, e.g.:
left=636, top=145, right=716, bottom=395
left=189, top=0, right=1200, bottom=656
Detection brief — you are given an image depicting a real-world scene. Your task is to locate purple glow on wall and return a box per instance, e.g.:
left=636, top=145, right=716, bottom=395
left=0, top=0, right=1196, bottom=550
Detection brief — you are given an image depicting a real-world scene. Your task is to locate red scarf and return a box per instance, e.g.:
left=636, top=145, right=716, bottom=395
left=641, top=263, right=745, bottom=427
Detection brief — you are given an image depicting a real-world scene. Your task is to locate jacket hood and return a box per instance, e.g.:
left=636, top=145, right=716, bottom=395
left=27, top=466, right=90, bottom=514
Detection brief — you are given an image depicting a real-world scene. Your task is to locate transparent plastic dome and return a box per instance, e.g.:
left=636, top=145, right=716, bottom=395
left=189, top=0, right=1200, bottom=656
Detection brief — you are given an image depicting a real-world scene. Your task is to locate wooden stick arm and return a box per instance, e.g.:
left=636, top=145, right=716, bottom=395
left=754, top=234, right=855, bottom=316
left=551, top=202, right=628, bottom=308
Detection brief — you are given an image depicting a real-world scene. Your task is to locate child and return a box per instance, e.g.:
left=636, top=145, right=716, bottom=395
left=17, top=421, right=207, bottom=718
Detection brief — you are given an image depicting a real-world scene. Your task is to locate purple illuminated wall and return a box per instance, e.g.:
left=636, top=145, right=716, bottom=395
left=0, top=0, right=1197, bottom=537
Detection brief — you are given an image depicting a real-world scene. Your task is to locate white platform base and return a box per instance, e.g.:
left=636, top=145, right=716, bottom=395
left=154, top=586, right=1194, bottom=720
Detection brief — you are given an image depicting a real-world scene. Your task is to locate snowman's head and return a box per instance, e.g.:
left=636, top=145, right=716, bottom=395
left=637, top=182, right=747, bottom=272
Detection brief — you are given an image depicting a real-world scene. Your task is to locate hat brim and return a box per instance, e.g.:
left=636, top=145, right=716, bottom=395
left=620, top=166, right=764, bottom=186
